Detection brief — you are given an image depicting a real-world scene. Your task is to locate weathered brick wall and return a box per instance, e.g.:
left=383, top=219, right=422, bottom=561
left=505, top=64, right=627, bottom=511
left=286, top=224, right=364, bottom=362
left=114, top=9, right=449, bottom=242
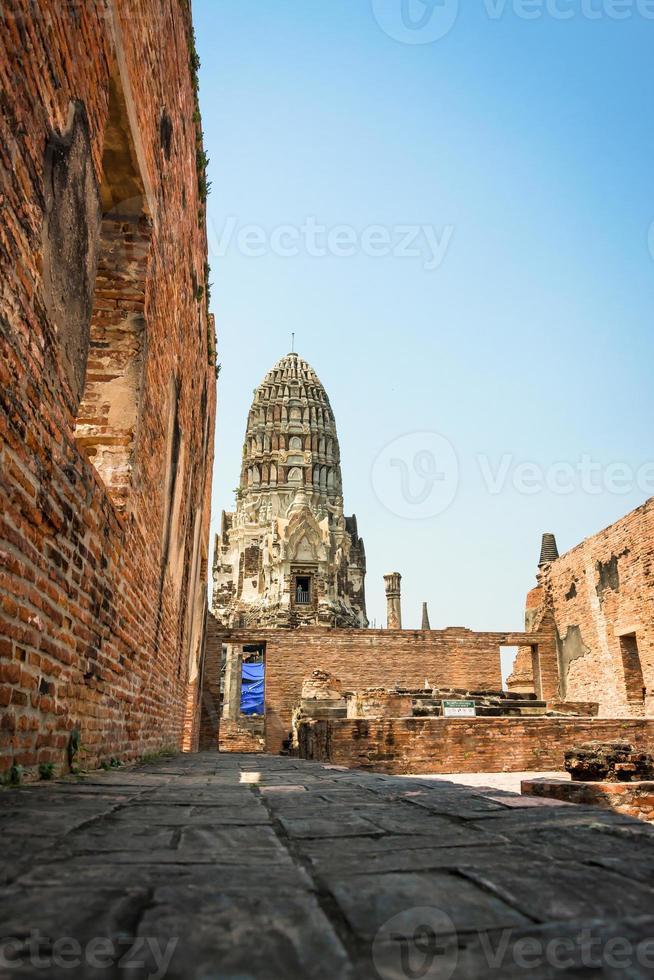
left=219, top=719, right=265, bottom=753
left=219, top=626, right=553, bottom=754
left=198, top=612, right=223, bottom=751
left=265, top=629, right=504, bottom=753
left=298, top=716, right=654, bottom=774
left=0, top=0, right=216, bottom=774
left=523, top=778, right=654, bottom=822
left=509, top=498, right=654, bottom=718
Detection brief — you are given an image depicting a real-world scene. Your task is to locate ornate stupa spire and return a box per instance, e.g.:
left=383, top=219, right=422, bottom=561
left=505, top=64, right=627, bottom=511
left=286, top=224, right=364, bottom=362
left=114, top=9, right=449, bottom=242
left=538, top=532, right=559, bottom=567
left=212, top=352, right=367, bottom=628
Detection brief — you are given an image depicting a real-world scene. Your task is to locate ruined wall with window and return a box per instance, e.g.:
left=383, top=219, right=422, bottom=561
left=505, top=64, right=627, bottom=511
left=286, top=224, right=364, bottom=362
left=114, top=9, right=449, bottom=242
left=508, top=498, right=653, bottom=717
left=202, top=622, right=557, bottom=754
left=0, top=0, right=216, bottom=774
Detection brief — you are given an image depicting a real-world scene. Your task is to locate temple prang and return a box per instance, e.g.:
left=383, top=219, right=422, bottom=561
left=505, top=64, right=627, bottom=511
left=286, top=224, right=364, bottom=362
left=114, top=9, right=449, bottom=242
left=212, top=352, right=367, bottom=629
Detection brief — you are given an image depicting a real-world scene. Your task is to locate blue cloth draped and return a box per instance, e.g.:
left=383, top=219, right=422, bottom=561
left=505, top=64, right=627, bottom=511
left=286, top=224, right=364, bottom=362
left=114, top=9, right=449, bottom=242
left=240, top=662, right=264, bottom=715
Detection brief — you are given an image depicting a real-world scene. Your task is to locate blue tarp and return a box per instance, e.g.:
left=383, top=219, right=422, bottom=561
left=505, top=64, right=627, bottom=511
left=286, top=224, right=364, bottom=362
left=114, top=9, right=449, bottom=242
left=240, top=662, right=264, bottom=715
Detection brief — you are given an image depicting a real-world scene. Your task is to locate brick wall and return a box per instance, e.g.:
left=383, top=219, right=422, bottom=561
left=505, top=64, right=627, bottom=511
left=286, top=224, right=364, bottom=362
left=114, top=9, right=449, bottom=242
left=219, top=719, right=265, bottom=753
left=509, top=498, right=654, bottom=718
left=523, top=778, right=654, bottom=822
left=298, top=716, right=654, bottom=774
left=215, top=626, right=555, bottom=754
left=198, top=612, right=223, bottom=751
left=0, top=0, right=216, bottom=775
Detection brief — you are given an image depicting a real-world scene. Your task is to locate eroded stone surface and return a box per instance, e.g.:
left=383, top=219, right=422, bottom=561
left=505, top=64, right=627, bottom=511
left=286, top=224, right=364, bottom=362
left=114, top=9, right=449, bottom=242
left=3, top=753, right=654, bottom=979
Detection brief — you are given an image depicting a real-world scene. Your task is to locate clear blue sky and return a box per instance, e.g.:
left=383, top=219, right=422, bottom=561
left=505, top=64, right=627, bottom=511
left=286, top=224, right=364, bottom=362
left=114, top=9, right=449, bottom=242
left=194, top=0, right=654, bottom=642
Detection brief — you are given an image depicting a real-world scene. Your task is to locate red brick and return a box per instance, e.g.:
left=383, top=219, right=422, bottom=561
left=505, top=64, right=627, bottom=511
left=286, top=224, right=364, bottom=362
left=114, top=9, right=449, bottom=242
left=0, top=0, right=215, bottom=775
left=299, top=717, right=654, bottom=776
left=510, top=499, right=653, bottom=716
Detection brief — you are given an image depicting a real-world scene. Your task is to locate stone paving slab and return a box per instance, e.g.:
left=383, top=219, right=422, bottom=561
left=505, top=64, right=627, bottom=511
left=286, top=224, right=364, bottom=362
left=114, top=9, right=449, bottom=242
left=3, top=752, right=654, bottom=978
left=135, top=887, right=353, bottom=980
left=277, top=813, right=384, bottom=838
left=109, top=804, right=270, bottom=826
left=17, top=859, right=316, bottom=897
left=298, top=840, right=532, bottom=876
left=364, top=917, right=654, bottom=980
left=461, top=861, right=654, bottom=922
left=326, top=870, right=531, bottom=939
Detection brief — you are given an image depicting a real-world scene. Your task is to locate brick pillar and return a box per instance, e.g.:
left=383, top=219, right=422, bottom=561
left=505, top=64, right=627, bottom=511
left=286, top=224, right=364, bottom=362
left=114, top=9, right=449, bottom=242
left=222, top=645, right=243, bottom=720
left=198, top=615, right=224, bottom=751
left=534, top=610, right=560, bottom=702
left=384, top=573, right=402, bottom=629
left=182, top=677, right=199, bottom=752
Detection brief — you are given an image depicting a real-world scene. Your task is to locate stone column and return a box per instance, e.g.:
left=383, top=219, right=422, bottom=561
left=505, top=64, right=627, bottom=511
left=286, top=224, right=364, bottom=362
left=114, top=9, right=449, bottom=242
left=384, top=572, right=402, bottom=630
left=421, top=602, right=431, bottom=630
left=222, top=644, right=243, bottom=720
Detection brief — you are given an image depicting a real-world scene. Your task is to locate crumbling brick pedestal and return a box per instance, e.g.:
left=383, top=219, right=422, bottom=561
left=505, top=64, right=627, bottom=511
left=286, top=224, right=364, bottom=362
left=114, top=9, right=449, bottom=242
left=565, top=741, right=654, bottom=782
left=522, top=742, right=654, bottom=823
left=522, top=778, right=654, bottom=823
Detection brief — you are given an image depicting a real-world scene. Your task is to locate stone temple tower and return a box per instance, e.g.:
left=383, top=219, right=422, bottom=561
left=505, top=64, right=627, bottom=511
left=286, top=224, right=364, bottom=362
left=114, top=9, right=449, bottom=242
left=212, top=352, right=367, bottom=628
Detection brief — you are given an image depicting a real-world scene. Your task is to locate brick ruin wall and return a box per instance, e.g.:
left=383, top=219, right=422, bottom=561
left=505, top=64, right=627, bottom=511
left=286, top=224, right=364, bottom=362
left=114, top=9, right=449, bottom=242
left=218, top=719, right=265, bottom=753
left=198, top=612, right=223, bottom=751
left=509, top=498, right=653, bottom=718
left=205, top=625, right=556, bottom=754
left=298, top=717, right=654, bottom=775
left=0, top=0, right=216, bottom=774
left=523, top=777, right=654, bottom=823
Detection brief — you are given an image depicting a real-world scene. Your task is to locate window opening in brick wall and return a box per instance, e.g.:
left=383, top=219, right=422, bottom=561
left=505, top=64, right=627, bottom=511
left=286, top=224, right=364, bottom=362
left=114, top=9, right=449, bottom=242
left=500, top=646, right=520, bottom=692
left=620, top=633, right=645, bottom=702
left=73, top=66, right=152, bottom=508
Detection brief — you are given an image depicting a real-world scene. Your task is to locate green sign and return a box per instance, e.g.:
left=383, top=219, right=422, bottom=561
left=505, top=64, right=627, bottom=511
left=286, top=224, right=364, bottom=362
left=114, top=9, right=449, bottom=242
left=442, top=699, right=476, bottom=718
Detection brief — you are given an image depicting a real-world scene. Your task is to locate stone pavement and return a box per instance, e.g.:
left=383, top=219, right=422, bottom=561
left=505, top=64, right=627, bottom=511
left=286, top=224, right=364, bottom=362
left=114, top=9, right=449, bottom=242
left=3, top=753, right=654, bottom=979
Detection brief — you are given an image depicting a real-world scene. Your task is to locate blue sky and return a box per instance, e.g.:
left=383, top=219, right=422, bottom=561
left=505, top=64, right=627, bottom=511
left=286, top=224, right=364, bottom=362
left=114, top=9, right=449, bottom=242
left=194, top=0, right=654, bottom=642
